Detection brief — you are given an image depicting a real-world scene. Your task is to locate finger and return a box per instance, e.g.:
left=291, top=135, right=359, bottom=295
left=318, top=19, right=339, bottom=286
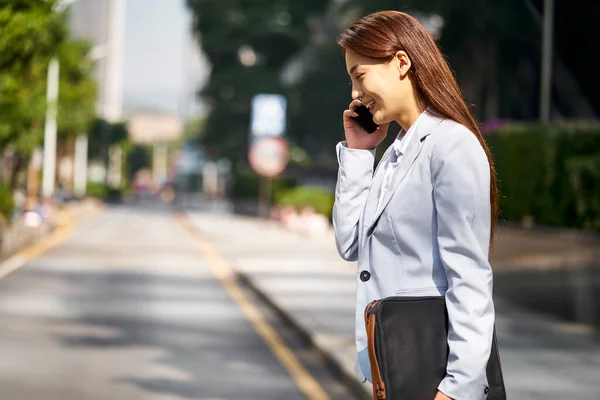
left=343, top=109, right=358, bottom=118
left=348, top=99, right=363, bottom=110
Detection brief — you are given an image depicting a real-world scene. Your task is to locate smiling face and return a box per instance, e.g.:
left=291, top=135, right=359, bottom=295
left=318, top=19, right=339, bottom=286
left=345, top=49, right=415, bottom=125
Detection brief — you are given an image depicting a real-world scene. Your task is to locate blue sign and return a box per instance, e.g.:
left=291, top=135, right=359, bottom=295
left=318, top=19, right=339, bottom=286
left=250, top=94, right=287, bottom=138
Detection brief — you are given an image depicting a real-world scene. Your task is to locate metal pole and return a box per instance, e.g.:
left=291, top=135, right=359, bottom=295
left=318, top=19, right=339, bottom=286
left=42, top=57, right=60, bottom=199
left=259, top=176, right=272, bottom=219
left=105, top=0, right=125, bottom=122
left=540, top=0, right=554, bottom=123
left=105, top=0, right=126, bottom=189
left=153, top=142, right=168, bottom=185
left=73, top=134, right=88, bottom=198
left=107, top=144, right=123, bottom=188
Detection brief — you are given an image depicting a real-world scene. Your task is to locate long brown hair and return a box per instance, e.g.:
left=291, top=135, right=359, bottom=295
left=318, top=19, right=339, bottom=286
left=337, top=10, right=499, bottom=248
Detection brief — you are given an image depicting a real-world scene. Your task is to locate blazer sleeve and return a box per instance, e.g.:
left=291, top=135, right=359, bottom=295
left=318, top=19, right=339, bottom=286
left=332, top=141, right=375, bottom=261
left=431, top=127, right=495, bottom=400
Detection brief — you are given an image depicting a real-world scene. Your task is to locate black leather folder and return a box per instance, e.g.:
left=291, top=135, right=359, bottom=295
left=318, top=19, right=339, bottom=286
left=364, top=296, right=506, bottom=400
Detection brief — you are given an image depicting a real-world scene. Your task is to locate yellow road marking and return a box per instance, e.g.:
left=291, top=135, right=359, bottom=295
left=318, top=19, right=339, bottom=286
left=174, top=213, right=331, bottom=400
left=0, top=219, right=76, bottom=279
left=20, top=222, right=75, bottom=261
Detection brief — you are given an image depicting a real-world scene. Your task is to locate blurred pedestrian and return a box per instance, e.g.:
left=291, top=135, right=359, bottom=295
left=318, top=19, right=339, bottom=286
left=333, top=11, right=502, bottom=400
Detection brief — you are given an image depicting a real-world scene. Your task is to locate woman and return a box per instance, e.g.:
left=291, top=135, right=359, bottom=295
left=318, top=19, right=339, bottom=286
left=333, top=10, right=499, bottom=400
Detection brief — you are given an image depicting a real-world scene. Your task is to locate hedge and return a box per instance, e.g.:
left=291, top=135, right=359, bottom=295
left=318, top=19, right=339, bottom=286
left=230, top=167, right=296, bottom=201
left=274, top=186, right=335, bottom=219
left=486, top=121, right=600, bottom=230
left=0, top=184, right=14, bottom=222
left=86, top=181, right=125, bottom=203
left=231, top=121, right=600, bottom=231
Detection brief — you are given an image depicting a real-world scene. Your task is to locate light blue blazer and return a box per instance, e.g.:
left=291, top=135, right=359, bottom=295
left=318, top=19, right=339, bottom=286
left=333, top=109, right=495, bottom=400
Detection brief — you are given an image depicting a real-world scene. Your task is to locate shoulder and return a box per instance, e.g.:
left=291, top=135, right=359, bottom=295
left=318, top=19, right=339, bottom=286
left=428, top=118, right=489, bottom=170
left=429, top=118, right=480, bottom=149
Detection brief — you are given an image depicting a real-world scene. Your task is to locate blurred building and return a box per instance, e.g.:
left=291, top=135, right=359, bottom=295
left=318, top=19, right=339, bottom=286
left=69, top=0, right=209, bottom=121
left=68, top=0, right=125, bottom=122
left=68, top=0, right=109, bottom=118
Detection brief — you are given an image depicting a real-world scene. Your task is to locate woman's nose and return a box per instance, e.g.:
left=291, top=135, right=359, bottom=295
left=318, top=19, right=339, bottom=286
left=352, top=89, right=363, bottom=100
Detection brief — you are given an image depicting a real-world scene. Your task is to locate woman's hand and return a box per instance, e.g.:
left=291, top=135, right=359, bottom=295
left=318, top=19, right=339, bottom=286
left=433, top=391, right=453, bottom=400
left=342, top=99, right=389, bottom=150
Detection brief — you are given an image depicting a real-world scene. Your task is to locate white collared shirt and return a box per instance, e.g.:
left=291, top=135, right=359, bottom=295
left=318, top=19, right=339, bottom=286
left=375, top=112, right=425, bottom=215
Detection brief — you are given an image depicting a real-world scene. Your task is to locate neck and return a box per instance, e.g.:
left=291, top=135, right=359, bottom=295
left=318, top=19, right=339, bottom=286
left=395, top=101, right=423, bottom=132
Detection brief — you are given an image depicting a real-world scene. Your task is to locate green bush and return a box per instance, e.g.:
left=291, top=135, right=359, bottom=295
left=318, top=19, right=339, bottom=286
left=0, top=185, right=14, bottom=222
left=86, top=181, right=126, bottom=204
left=106, top=187, right=123, bottom=204
left=230, top=167, right=296, bottom=201
left=86, top=181, right=108, bottom=200
left=275, top=186, right=335, bottom=219
left=486, top=121, right=600, bottom=230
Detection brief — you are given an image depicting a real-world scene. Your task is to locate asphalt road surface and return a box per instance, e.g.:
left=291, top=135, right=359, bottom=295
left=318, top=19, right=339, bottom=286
left=0, top=206, right=361, bottom=400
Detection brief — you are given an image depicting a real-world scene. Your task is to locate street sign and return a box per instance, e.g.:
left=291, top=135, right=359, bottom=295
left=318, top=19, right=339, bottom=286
left=248, top=137, right=289, bottom=178
left=250, top=94, right=287, bottom=138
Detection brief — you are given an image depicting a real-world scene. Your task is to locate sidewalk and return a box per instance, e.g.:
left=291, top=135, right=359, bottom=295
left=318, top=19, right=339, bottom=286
left=1, top=198, right=103, bottom=261
left=185, top=212, right=600, bottom=400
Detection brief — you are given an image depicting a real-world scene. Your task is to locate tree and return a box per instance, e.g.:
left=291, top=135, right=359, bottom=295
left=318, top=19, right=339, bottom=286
left=299, top=0, right=596, bottom=127
left=187, top=0, right=597, bottom=172
left=186, top=0, right=329, bottom=161
left=0, top=0, right=66, bottom=188
left=57, top=38, right=97, bottom=141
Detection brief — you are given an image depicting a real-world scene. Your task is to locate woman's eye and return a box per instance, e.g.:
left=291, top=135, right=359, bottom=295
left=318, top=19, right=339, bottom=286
left=355, top=73, right=364, bottom=80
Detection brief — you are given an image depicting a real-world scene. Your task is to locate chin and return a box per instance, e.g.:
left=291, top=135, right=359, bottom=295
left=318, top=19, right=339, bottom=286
left=372, top=112, right=387, bottom=125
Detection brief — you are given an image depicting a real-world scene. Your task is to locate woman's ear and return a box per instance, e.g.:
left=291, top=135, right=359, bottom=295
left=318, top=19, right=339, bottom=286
left=395, top=50, right=412, bottom=79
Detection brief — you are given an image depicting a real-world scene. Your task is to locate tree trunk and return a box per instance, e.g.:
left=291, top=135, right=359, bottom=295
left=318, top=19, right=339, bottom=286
left=9, top=156, right=23, bottom=191
left=26, top=154, right=40, bottom=198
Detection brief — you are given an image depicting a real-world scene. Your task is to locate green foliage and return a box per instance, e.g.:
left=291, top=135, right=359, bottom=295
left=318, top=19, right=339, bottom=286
left=187, top=0, right=596, bottom=178
left=106, top=187, right=123, bottom=204
left=88, top=118, right=129, bottom=161
left=0, top=184, right=15, bottom=221
left=186, top=0, right=329, bottom=161
left=125, top=144, right=151, bottom=182
left=86, top=181, right=108, bottom=200
left=275, top=186, right=335, bottom=219
left=0, top=0, right=67, bottom=155
left=183, top=117, right=206, bottom=141
left=230, top=167, right=296, bottom=201
left=0, top=0, right=65, bottom=70
left=486, top=122, right=600, bottom=230
left=57, top=38, right=97, bottom=139
left=0, top=0, right=96, bottom=160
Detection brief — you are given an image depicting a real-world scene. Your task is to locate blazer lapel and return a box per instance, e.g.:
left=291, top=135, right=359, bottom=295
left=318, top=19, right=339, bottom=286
left=365, top=111, right=444, bottom=236
left=362, top=140, right=397, bottom=229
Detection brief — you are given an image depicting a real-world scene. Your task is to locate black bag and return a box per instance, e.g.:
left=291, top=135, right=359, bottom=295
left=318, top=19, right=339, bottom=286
left=364, top=296, right=506, bottom=400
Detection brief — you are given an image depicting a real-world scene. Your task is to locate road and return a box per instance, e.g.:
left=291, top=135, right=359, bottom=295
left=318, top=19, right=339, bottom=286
left=0, top=206, right=360, bottom=400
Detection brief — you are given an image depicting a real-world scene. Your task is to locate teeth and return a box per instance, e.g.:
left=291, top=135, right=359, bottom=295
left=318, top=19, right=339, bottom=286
left=365, top=100, right=376, bottom=109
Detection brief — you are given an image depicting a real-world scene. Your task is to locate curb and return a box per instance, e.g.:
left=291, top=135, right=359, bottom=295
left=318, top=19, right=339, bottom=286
left=0, top=200, right=105, bottom=280
left=0, top=199, right=99, bottom=264
left=235, top=270, right=372, bottom=400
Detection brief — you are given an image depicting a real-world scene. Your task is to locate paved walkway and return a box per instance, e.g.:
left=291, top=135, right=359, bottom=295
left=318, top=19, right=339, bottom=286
left=186, top=212, right=600, bottom=400
left=0, top=208, right=317, bottom=400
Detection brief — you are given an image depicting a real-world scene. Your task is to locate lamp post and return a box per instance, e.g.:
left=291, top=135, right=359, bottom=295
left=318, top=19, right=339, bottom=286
left=41, top=57, right=60, bottom=200
left=73, top=44, right=108, bottom=199
left=540, top=0, right=554, bottom=123
left=42, top=0, right=82, bottom=200
left=104, top=0, right=126, bottom=190
left=520, top=0, right=555, bottom=123
left=43, top=0, right=126, bottom=199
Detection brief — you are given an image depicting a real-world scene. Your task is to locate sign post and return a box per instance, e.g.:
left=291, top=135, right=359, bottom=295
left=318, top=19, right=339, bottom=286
left=249, top=94, right=288, bottom=218
left=248, top=136, right=289, bottom=217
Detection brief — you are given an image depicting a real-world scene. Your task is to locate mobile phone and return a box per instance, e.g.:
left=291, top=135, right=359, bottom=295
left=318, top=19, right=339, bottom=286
left=351, top=105, right=379, bottom=133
